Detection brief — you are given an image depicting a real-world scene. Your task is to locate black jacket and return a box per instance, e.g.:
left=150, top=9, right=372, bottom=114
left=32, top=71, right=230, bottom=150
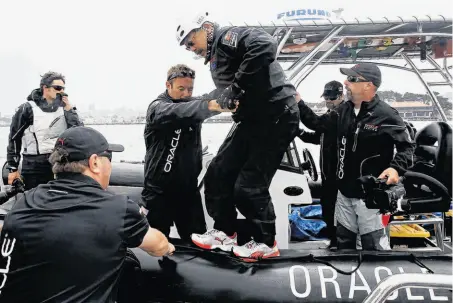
left=6, top=89, right=83, bottom=171
left=300, top=109, right=339, bottom=182
left=0, top=173, right=148, bottom=303
left=299, top=95, right=415, bottom=198
left=206, top=26, right=298, bottom=122
left=143, top=92, right=217, bottom=192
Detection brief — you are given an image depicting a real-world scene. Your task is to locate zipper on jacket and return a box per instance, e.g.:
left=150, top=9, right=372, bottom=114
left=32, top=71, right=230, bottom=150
left=320, top=133, right=326, bottom=180
left=380, top=124, right=406, bottom=129
left=352, top=122, right=361, bottom=152
left=33, top=133, right=40, bottom=155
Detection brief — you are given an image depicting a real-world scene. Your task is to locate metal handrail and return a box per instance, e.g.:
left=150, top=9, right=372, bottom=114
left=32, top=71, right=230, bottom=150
left=275, top=27, right=293, bottom=57
left=363, top=273, right=453, bottom=303
left=401, top=53, right=449, bottom=122
left=286, top=26, right=344, bottom=81
left=426, top=55, right=453, bottom=83
left=293, top=38, right=345, bottom=87
left=228, top=15, right=452, bottom=30
left=278, top=52, right=425, bottom=60
left=336, top=32, right=452, bottom=39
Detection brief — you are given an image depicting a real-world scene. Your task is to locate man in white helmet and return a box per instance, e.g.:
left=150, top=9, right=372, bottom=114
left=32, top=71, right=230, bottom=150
left=176, top=12, right=301, bottom=261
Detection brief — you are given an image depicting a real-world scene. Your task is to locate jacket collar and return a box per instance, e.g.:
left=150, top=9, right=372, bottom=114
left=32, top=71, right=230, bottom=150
left=161, top=91, right=193, bottom=103
left=55, top=172, right=103, bottom=189
left=346, top=94, right=380, bottom=112
left=208, top=26, right=232, bottom=62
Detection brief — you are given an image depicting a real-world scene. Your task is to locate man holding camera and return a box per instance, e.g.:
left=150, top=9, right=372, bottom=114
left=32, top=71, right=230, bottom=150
left=297, top=81, right=344, bottom=248
left=6, top=71, right=83, bottom=190
left=298, top=63, right=414, bottom=250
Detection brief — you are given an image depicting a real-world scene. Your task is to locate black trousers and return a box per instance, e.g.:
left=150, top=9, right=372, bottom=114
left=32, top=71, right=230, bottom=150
left=142, top=188, right=207, bottom=242
left=21, top=154, right=54, bottom=190
left=21, top=172, right=54, bottom=190
left=320, top=178, right=338, bottom=244
left=204, top=108, right=300, bottom=247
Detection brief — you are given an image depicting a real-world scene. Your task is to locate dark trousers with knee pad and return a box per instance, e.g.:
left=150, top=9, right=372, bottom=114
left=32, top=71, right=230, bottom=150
left=336, top=223, right=390, bottom=250
left=204, top=109, right=300, bottom=247
left=143, top=188, right=207, bottom=242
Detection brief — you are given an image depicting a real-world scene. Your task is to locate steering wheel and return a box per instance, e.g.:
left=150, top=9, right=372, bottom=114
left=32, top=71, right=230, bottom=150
left=413, top=122, right=452, bottom=196
left=402, top=170, right=451, bottom=213
left=300, top=148, right=318, bottom=181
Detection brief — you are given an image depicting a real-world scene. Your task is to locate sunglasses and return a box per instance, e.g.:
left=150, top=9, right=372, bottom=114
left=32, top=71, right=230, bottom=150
left=50, top=85, right=65, bottom=91
left=167, top=70, right=196, bottom=81
left=97, top=151, right=112, bottom=162
left=324, top=95, right=341, bottom=101
left=185, top=40, right=195, bottom=49
left=183, top=31, right=197, bottom=49
left=347, top=76, right=370, bottom=83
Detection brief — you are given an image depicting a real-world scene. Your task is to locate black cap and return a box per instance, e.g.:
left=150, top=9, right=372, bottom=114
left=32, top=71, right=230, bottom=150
left=54, top=126, right=124, bottom=162
left=340, top=63, right=382, bottom=88
left=321, top=80, right=343, bottom=97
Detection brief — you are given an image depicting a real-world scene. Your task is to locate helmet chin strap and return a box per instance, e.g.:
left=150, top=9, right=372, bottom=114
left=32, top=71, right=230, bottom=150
left=203, top=23, right=217, bottom=65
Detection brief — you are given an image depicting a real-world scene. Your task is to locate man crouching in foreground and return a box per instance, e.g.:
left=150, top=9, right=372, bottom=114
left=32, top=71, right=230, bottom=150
left=0, top=126, right=174, bottom=303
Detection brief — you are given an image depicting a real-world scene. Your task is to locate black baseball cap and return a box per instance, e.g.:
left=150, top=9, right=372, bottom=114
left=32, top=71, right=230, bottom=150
left=340, top=63, right=382, bottom=88
left=321, top=80, right=343, bottom=97
left=54, top=126, right=124, bottom=162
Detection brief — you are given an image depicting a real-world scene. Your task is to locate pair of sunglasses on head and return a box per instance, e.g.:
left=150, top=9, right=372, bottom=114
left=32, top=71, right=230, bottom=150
left=167, top=70, right=196, bottom=81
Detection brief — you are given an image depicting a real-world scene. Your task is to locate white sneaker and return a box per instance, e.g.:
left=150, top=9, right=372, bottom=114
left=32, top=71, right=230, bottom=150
left=191, top=229, right=237, bottom=252
left=233, top=240, right=280, bottom=262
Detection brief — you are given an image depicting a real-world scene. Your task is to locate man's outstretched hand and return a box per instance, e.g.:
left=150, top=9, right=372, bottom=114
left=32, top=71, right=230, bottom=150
left=217, top=84, right=243, bottom=109
left=208, top=100, right=238, bottom=112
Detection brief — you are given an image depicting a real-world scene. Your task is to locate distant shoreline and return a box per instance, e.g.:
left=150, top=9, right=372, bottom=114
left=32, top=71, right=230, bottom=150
left=0, top=117, right=447, bottom=128
left=0, top=121, right=236, bottom=128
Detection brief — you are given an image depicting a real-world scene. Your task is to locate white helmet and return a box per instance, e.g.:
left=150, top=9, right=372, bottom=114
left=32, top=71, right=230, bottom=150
left=176, top=12, right=211, bottom=46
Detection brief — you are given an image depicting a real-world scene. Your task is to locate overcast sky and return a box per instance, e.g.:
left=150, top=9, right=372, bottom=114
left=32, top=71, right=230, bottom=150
left=0, top=0, right=451, bottom=115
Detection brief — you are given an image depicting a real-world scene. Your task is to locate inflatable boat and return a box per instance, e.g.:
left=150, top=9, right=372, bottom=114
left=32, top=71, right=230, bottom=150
left=1, top=14, right=452, bottom=303
left=3, top=120, right=452, bottom=303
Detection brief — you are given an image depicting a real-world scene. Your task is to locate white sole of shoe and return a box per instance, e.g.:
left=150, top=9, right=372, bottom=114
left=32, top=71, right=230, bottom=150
left=192, top=239, right=236, bottom=252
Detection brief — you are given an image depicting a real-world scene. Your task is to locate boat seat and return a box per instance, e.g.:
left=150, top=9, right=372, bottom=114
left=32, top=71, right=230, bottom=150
left=388, top=122, right=452, bottom=252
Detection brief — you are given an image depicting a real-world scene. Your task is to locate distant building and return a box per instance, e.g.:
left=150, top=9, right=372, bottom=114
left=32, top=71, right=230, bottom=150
left=387, top=101, right=436, bottom=120
left=312, top=101, right=328, bottom=115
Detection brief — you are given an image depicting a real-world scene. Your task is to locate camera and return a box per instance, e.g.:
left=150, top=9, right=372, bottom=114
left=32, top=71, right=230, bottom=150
left=0, top=178, right=25, bottom=205
left=55, top=92, right=68, bottom=107
left=358, top=176, right=408, bottom=214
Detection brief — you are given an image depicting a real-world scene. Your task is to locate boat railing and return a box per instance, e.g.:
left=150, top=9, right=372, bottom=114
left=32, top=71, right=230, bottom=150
left=362, top=273, right=453, bottom=303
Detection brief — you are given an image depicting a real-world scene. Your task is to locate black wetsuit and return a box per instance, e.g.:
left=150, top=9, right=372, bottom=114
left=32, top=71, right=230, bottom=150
left=202, top=26, right=300, bottom=246
left=142, top=91, right=216, bottom=241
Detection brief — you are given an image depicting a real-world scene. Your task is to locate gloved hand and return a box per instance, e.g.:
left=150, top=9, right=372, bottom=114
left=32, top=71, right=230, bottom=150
left=217, top=83, right=244, bottom=110
left=296, top=129, right=306, bottom=141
